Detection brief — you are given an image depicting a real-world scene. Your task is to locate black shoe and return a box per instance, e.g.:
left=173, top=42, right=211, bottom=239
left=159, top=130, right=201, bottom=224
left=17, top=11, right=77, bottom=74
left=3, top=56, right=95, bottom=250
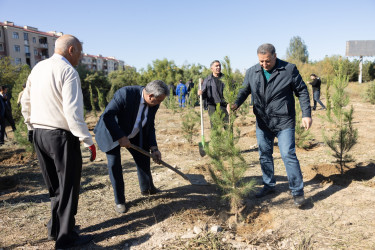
left=312, top=107, right=316, bottom=111
left=56, top=235, right=93, bottom=249
left=293, top=195, right=305, bottom=207
left=255, top=187, right=275, bottom=198
left=141, top=187, right=161, bottom=196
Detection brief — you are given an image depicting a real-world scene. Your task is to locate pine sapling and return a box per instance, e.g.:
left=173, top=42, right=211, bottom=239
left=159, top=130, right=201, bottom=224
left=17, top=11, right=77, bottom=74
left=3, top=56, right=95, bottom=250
left=181, top=108, right=199, bottom=144
left=323, top=68, right=358, bottom=173
left=89, top=84, right=97, bottom=117
left=294, top=96, right=313, bottom=149
left=207, top=56, right=255, bottom=222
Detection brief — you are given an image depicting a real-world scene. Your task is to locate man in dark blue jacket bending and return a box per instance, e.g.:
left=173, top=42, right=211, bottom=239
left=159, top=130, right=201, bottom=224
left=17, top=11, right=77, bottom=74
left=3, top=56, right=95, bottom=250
left=229, top=43, right=312, bottom=207
left=94, top=80, right=168, bottom=213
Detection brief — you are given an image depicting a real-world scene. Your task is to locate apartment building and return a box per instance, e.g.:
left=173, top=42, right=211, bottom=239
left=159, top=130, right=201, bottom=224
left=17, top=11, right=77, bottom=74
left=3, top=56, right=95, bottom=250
left=0, top=21, right=125, bottom=74
left=80, top=53, right=125, bottom=74
left=0, top=21, right=61, bottom=68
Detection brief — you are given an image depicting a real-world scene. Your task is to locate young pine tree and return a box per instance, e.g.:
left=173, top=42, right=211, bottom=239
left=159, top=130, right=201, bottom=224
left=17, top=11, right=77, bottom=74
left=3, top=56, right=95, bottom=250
left=323, top=68, right=358, bottom=173
left=294, top=96, right=313, bottom=149
left=181, top=108, right=199, bottom=144
left=207, top=56, right=255, bottom=222
left=95, top=86, right=106, bottom=111
left=89, top=84, right=97, bottom=117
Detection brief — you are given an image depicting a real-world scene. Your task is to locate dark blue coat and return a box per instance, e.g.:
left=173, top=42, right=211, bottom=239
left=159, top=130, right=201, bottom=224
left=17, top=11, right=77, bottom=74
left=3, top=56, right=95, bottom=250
left=94, top=86, right=159, bottom=153
left=235, top=59, right=311, bottom=132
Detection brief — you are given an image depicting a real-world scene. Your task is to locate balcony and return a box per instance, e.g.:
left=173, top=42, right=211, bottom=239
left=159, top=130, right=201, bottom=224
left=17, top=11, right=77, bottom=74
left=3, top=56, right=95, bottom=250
left=40, top=43, right=48, bottom=48
left=24, top=40, right=29, bottom=45
left=25, top=53, right=31, bottom=57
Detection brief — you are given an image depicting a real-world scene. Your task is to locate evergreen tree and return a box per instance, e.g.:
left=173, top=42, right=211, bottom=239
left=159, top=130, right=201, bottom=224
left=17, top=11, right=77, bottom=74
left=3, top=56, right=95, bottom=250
left=294, top=96, right=313, bottom=149
left=95, top=86, right=106, bottom=111
left=207, top=56, right=255, bottom=221
left=286, top=36, right=309, bottom=63
left=181, top=108, right=199, bottom=144
left=89, top=84, right=97, bottom=117
left=323, top=65, right=358, bottom=173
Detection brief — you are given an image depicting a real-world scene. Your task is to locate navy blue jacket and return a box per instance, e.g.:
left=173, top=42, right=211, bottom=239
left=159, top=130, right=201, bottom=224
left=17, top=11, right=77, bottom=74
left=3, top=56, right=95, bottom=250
left=235, top=59, right=311, bottom=132
left=94, top=86, right=159, bottom=153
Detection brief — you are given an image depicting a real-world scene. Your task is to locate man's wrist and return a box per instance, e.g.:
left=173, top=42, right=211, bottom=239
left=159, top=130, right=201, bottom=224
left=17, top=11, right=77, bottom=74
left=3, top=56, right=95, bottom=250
left=150, top=147, right=159, bottom=153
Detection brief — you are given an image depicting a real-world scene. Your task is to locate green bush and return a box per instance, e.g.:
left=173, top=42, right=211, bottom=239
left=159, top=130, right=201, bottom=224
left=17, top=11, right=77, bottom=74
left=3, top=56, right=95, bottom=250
left=365, top=81, right=375, bottom=104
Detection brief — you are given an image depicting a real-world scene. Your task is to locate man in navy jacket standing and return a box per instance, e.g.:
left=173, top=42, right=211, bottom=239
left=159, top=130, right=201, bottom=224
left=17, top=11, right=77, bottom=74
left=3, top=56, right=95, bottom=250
left=94, top=80, right=169, bottom=213
left=229, top=43, right=312, bottom=207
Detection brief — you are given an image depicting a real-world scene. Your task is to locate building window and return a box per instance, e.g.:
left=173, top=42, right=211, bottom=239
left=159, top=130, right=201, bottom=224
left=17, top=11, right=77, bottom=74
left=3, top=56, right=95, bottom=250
left=25, top=46, right=30, bottom=53
left=0, top=43, right=3, bottom=51
left=24, top=33, right=28, bottom=40
left=33, top=37, right=36, bottom=43
left=14, top=45, right=21, bottom=52
left=13, top=32, right=19, bottom=39
left=15, top=58, right=22, bottom=65
left=34, top=48, right=38, bottom=55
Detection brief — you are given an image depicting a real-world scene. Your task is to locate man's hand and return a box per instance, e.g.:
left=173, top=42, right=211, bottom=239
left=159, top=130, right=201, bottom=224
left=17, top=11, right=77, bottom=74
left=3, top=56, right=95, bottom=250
left=302, top=117, right=312, bottom=130
left=151, top=147, right=161, bottom=164
left=88, top=144, right=96, bottom=161
left=28, top=130, right=33, bottom=143
left=227, top=103, right=238, bottom=114
left=118, top=136, right=131, bottom=148
left=198, top=90, right=203, bottom=96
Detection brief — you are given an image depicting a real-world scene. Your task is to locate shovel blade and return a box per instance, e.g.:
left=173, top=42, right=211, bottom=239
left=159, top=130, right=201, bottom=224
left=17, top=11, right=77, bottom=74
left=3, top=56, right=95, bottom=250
left=199, top=142, right=206, bottom=157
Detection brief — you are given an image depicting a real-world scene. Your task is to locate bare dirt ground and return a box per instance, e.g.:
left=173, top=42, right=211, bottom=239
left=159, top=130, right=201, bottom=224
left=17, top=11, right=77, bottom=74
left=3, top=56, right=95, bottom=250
left=1, top=82, right=375, bottom=249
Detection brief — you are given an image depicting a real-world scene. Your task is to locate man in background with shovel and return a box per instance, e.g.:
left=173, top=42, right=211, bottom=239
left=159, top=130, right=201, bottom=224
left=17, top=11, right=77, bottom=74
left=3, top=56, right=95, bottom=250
left=198, top=60, right=229, bottom=127
left=94, top=80, right=169, bottom=213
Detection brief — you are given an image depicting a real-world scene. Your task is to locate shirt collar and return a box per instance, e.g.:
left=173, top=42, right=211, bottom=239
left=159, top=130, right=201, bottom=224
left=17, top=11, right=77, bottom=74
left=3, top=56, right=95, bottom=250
left=52, top=53, right=72, bottom=67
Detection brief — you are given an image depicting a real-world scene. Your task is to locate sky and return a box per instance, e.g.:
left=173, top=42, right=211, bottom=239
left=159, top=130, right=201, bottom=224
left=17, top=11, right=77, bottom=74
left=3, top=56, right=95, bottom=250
left=1, top=0, right=374, bottom=72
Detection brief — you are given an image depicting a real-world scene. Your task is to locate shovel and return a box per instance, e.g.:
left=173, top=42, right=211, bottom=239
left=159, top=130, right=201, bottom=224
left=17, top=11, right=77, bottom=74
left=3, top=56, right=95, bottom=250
left=129, top=144, right=208, bottom=185
left=198, top=78, right=207, bottom=157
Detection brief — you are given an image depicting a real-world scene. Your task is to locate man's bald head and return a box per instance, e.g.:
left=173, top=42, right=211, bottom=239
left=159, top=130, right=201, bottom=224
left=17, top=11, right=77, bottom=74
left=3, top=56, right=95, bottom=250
left=54, top=35, right=82, bottom=66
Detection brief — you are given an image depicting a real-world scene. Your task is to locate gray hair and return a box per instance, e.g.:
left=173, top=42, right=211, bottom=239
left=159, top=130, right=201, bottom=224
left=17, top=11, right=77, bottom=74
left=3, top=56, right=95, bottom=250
left=210, top=60, right=221, bottom=67
left=145, top=80, right=169, bottom=97
left=55, top=34, right=81, bottom=53
left=257, top=43, right=276, bottom=55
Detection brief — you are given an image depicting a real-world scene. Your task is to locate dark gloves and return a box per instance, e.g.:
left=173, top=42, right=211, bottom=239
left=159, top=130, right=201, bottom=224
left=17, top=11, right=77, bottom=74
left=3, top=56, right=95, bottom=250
left=88, top=144, right=96, bottom=162
left=28, top=130, right=33, bottom=143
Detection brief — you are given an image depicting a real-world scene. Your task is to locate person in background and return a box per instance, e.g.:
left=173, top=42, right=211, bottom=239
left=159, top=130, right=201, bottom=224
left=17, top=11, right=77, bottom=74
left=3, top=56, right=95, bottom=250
left=307, top=73, right=326, bottom=110
left=94, top=80, right=168, bottom=214
left=0, top=85, right=16, bottom=132
left=21, top=34, right=96, bottom=249
left=176, top=79, right=187, bottom=107
left=229, top=43, right=312, bottom=207
left=198, top=60, right=228, bottom=126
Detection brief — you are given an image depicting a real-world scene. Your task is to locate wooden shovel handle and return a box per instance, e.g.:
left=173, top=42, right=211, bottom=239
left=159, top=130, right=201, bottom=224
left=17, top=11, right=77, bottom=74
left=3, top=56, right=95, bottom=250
left=129, top=144, right=189, bottom=181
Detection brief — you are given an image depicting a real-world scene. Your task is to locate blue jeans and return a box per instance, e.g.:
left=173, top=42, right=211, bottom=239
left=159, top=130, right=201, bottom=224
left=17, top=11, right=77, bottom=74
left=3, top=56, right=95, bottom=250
left=313, top=90, right=326, bottom=110
left=256, top=127, right=304, bottom=196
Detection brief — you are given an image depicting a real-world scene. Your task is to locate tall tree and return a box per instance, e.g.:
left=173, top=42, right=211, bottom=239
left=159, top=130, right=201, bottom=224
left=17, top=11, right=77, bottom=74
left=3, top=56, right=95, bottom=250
left=286, top=36, right=309, bottom=63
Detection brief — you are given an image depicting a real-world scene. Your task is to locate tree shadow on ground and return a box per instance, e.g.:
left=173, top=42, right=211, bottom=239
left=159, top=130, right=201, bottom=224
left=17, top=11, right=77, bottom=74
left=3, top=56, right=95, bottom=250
left=79, top=184, right=219, bottom=248
left=252, top=162, right=375, bottom=210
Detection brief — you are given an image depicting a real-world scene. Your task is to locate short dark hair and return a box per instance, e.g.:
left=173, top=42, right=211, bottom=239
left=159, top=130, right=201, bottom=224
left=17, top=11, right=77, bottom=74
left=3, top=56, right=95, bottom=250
left=310, top=73, right=317, bottom=77
left=257, top=43, right=276, bottom=55
left=210, top=60, right=220, bottom=67
left=0, top=85, right=8, bottom=91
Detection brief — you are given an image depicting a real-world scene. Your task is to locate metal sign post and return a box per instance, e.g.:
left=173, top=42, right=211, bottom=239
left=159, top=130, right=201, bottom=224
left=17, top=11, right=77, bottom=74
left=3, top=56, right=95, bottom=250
left=346, top=40, right=375, bottom=84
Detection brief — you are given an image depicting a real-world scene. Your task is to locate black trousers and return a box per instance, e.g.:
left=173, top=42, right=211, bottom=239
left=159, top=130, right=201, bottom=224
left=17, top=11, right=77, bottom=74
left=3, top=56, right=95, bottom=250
left=106, top=140, right=154, bottom=205
left=34, top=128, right=82, bottom=248
left=207, top=104, right=229, bottom=128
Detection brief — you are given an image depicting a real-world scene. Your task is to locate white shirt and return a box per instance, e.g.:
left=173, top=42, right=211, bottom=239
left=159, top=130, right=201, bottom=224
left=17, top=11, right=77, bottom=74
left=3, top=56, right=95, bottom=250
left=21, top=54, right=94, bottom=147
left=127, top=94, right=149, bottom=139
